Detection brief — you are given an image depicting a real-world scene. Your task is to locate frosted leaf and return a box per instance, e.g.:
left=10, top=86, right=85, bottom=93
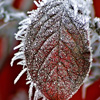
left=24, top=0, right=91, bottom=100
left=11, top=0, right=92, bottom=100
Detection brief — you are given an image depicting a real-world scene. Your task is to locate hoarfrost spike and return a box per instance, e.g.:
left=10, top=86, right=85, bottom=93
left=29, top=82, right=34, bottom=100
left=14, top=68, right=27, bottom=84
left=17, top=60, right=26, bottom=66
left=19, top=18, right=31, bottom=25
left=11, top=54, right=25, bottom=66
left=34, top=1, right=40, bottom=7
left=26, top=80, right=31, bottom=85
left=14, top=43, right=24, bottom=50
left=34, top=89, right=39, bottom=100
left=34, top=89, right=46, bottom=100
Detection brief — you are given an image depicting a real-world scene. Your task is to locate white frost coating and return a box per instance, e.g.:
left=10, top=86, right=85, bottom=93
left=15, top=18, right=31, bottom=40
left=34, top=0, right=47, bottom=7
left=11, top=54, right=25, bottom=66
left=29, top=82, right=34, bottom=100
left=17, top=60, right=26, bottom=66
left=34, top=0, right=40, bottom=7
left=14, top=51, right=24, bottom=56
left=34, top=89, right=39, bottom=100
left=94, top=17, right=100, bottom=26
left=34, top=88, right=47, bottom=100
left=15, top=30, right=26, bottom=40
left=14, top=42, right=24, bottom=50
left=19, top=18, right=31, bottom=25
left=26, top=80, right=31, bottom=85
left=18, top=24, right=28, bottom=30
left=42, top=96, right=48, bottom=100
left=11, top=17, right=31, bottom=66
left=14, top=68, right=27, bottom=84
left=10, top=0, right=45, bottom=99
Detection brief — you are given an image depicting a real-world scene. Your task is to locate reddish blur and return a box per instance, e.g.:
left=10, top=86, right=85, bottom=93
left=0, top=0, right=100, bottom=100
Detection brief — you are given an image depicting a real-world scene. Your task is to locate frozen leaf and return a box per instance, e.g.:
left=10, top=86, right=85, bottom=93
left=11, top=0, right=92, bottom=100
left=24, top=1, right=91, bottom=100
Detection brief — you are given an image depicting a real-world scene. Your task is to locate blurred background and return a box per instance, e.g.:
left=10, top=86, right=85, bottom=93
left=0, top=0, right=100, bottom=100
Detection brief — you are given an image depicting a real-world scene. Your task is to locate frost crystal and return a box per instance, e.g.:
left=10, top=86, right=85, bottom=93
left=11, top=0, right=94, bottom=100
